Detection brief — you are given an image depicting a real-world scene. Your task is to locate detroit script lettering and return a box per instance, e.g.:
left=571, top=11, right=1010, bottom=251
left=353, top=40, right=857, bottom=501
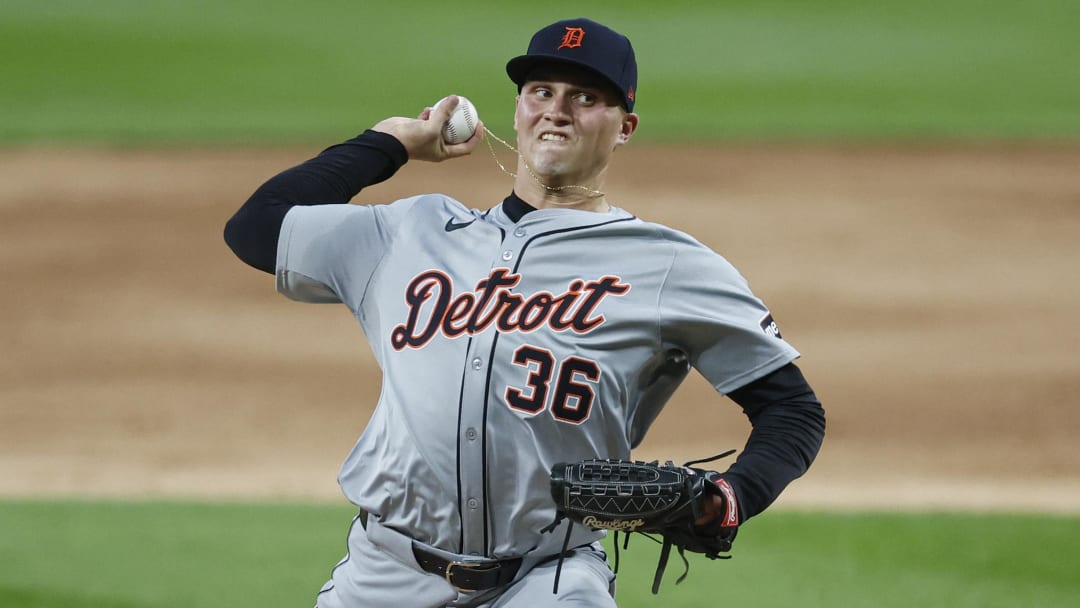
left=391, top=268, right=631, bottom=350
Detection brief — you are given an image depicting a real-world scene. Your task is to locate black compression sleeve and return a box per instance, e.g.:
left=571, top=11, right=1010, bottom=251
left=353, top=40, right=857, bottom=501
left=721, top=362, right=826, bottom=521
left=223, top=130, right=408, bottom=274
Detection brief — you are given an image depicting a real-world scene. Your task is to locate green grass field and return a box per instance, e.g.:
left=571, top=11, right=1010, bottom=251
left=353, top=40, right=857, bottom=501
left=2, top=0, right=1078, bottom=144
left=2, top=500, right=1078, bottom=608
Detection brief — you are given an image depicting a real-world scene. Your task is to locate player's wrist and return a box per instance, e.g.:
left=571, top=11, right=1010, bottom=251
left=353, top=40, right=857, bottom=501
left=702, top=472, right=741, bottom=528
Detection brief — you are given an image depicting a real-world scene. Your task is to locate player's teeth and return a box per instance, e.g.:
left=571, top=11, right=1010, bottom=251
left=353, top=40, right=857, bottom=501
left=541, top=133, right=566, bottom=141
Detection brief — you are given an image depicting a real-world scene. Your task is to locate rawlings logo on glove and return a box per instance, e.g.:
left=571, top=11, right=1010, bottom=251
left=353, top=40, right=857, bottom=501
left=581, top=516, right=646, bottom=531
left=543, top=451, right=739, bottom=594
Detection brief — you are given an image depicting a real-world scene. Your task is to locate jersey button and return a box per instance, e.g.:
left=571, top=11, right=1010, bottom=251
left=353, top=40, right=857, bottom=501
left=513, top=227, right=526, bottom=237
left=501, top=250, right=513, bottom=261
left=467, top=498, right=479, bottom=510
left=465, top=428, right=477, bottom=441
left=471, top=358, right=483, bottom=370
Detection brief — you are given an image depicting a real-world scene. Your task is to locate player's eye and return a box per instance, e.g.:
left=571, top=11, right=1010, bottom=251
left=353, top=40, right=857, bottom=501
left=574, top=92, right=597, bottom=106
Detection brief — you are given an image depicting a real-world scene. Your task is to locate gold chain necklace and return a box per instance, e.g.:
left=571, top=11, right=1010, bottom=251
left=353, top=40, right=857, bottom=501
left=482, top=126, right=606, bottom=202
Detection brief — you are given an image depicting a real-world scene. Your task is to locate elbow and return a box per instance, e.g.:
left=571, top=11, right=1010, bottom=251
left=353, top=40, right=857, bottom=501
left=807, top=400, right=826, bottom=464
left=818, top=400, right=827, bottom=436
left=223, top=211, right=277, bottom=275
left=793, top=396, right=826, bottom=471
left=223, top=213, right=250, bottom=263
left=223, top=214, right=243, bottom=256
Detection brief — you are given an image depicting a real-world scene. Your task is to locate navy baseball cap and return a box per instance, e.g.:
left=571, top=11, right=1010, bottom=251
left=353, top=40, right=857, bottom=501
left=506, top=18, right=637, bottom=112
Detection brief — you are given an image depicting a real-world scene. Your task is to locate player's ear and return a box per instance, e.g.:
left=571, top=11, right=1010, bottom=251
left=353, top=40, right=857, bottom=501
left=616, top=112, right=639, bottom=145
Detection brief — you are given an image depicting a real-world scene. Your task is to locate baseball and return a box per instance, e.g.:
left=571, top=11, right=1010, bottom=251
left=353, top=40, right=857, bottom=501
left=433, top=95, right=479, bottom=144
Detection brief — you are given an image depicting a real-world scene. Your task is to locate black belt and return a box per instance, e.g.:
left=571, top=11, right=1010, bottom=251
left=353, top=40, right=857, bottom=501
left=411, top=544, right=523, bottom=592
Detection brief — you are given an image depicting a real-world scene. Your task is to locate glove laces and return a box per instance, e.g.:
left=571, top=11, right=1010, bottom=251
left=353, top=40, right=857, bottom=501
left=644, top=449, right=737, bottom=594
left=538, top=513, right=574, bottom=594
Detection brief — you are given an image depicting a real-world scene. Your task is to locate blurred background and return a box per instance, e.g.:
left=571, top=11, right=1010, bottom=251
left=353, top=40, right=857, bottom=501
left=1, top=1, right=1078, bottom=607
left=4, top=0, right=1079, bottom=144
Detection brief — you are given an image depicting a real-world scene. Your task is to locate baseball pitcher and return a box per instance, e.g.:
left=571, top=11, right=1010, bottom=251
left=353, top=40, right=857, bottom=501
left=225, top=17, right=825, bottom=608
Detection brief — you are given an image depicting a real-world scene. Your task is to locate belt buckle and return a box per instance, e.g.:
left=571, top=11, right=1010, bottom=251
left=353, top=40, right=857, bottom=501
left=444, top=560, right=499, bottom=592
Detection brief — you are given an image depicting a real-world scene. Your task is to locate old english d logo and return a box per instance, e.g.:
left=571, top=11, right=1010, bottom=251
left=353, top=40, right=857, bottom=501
left=557, top=27, right=585, bottom=50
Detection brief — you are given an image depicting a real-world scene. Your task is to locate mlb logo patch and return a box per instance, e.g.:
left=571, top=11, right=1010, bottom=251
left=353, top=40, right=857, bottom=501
left=760, top=313, right=782, bottom=339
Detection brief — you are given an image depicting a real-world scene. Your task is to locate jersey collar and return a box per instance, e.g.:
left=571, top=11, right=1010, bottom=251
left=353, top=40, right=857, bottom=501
left=502, top=191, right=537, bottom=223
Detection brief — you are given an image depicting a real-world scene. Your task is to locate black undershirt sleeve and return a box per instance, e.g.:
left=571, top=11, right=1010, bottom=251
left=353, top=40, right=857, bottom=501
left=721, top=362, right=826, bottom=522
left=223, top=130, right=408, bottom=274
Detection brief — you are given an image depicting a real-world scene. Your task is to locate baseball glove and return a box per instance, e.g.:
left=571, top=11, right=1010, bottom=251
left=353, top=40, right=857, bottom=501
left=543, top=451, right=739, bottom=594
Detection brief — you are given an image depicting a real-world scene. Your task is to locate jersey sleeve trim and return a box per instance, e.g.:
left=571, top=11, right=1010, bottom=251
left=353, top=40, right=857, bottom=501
left=713, top=351, right=799, bottom=396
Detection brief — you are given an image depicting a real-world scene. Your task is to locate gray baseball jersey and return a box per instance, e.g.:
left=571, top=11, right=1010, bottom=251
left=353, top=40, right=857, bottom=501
left=276, top=193, right=798, bottom=560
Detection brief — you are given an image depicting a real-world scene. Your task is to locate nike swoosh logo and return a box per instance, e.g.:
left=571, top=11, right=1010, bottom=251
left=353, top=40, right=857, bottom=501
left=444, top=218, right=476, bottom=232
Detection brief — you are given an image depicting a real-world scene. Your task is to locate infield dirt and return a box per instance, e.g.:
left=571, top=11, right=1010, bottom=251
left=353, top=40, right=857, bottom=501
left=2, top=142, right=1078, bottom=512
